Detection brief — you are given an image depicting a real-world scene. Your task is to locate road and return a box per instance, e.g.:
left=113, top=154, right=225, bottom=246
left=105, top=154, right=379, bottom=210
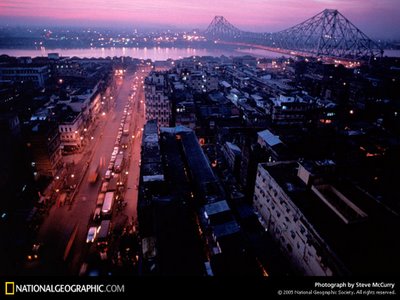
left=22, top=65, right=149, bottom=275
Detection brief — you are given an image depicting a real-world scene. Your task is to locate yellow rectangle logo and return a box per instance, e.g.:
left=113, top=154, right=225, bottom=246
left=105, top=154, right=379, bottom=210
left=5, top=282, right=15, bottom=295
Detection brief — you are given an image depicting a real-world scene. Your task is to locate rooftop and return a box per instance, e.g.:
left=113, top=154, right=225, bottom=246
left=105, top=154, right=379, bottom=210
left=258, top=129, right=282, bottom=147
left=180, top=130, right=222, bottom=200
left=225, top=142, right=241, bottom=154
left=220, top=81, right=231, bottom=88
left=212, top=220, right=241, bottom=239
left=204, top=200, right=230, bottom=216
left=141, top=120, right=163, bottom=178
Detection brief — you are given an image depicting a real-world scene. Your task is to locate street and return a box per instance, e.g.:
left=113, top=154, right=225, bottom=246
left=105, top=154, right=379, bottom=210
left=22, top=65, right=149, bottom=275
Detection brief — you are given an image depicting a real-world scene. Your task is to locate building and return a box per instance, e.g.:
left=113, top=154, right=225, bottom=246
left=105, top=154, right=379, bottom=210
left=0, top=64, right=49, bottom=88
left=257, top=129, right=290, bottom=162
left=266, top=94, right=316, bottom=126
left=67, top=86, right=102, bottom=125
left=222, top=141, right=242, bottom=181
left=144, top=72, right=171, bottom=127
left=0, top=112, right=21, bottom=137
left=48, top=53, right=60, bottom=60
left=25, top=121, right=62, bottom=178
left=179, top=129, right=223, bottom=203
left=175, top=101, right=196, bottom=130
left=253, top=160, right=400, bottom=276
left=138, top=120, right=165, bottom=238
left=140, top=120, right=164, bottom=185
left=58, top=110, right=84, bottom=151
left=153, top=60, right=172, bottom=71
left=187, top=71, right=218, bottom=93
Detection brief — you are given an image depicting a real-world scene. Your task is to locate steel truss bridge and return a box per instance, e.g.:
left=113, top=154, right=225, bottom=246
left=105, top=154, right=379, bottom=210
left=204, top=9, right=383, bottom=61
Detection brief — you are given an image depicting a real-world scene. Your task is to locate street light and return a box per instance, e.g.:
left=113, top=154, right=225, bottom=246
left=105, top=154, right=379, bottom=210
left=71, top=174, right=75, bottom=179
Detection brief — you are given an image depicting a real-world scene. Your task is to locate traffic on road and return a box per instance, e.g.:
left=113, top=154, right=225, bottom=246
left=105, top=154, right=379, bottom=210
left=21, top=64, right=150, bottom=276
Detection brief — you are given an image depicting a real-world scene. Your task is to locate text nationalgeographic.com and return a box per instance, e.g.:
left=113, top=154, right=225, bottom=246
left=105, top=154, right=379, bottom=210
left=5, top=282, right=125, bottom=295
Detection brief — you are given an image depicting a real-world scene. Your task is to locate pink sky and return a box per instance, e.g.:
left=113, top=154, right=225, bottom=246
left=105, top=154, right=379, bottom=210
left=0, top=0, right=399, bottom=38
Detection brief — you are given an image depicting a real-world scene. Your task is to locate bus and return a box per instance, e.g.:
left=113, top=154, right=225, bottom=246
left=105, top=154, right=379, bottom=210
left=114, top=154, right=124, bottom=173
left=97, top=220, right=111, bottom=245
left=102, top=192, right=114, bottom=215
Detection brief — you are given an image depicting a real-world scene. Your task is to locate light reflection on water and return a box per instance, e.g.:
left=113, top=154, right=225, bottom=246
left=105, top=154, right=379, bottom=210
left=0, top=46, right=290, bottom=60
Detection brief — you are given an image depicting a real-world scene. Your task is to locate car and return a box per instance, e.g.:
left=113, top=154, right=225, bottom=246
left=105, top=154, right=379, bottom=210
left=93, top=207, right=101, bottom=222
left=100, top=251, right=108, bottom=261
left=108, top=162, right=114, bottom=170
left=105, top=170, right=112, bottom=180
left=86, top=226, right=100, bottom=243
left=100, top=181, right=109, bottom=193
left=110, top=155, right=117, bottom=163
left=26, top=243, right=42, bottom=262
left=79, top=263, right=88, bottom=276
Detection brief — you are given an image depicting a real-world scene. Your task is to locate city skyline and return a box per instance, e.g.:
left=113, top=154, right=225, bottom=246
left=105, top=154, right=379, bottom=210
left=0, top=0, right=399, bottom=38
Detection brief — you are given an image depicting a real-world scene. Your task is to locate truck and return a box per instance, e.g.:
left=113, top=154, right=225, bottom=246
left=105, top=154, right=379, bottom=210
left=96, top=193, right=105, bottom=206
left=120, top=135, right=129, bottom=149
left=88, top=164, right=99, bottom=183
left=123, top=123, right=130, bottom=136
left=107, top=176, right=118, bottom=192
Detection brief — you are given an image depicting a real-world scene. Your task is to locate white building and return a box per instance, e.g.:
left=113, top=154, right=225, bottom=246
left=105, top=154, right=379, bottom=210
left=253, top=161, right=350, bottom=276
left=58, top=112, right=84, bottom=150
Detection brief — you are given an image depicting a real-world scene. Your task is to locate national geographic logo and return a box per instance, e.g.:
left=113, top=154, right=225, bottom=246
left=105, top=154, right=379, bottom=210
left=3, top=282, right=125, bottom=295
left=5, top=282, right=15, bottom=295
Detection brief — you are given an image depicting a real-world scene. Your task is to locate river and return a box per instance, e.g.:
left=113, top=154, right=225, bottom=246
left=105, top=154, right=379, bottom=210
left=0, top=46, right=288, bottom=60
left=0, top=47, right=398, bottom=60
